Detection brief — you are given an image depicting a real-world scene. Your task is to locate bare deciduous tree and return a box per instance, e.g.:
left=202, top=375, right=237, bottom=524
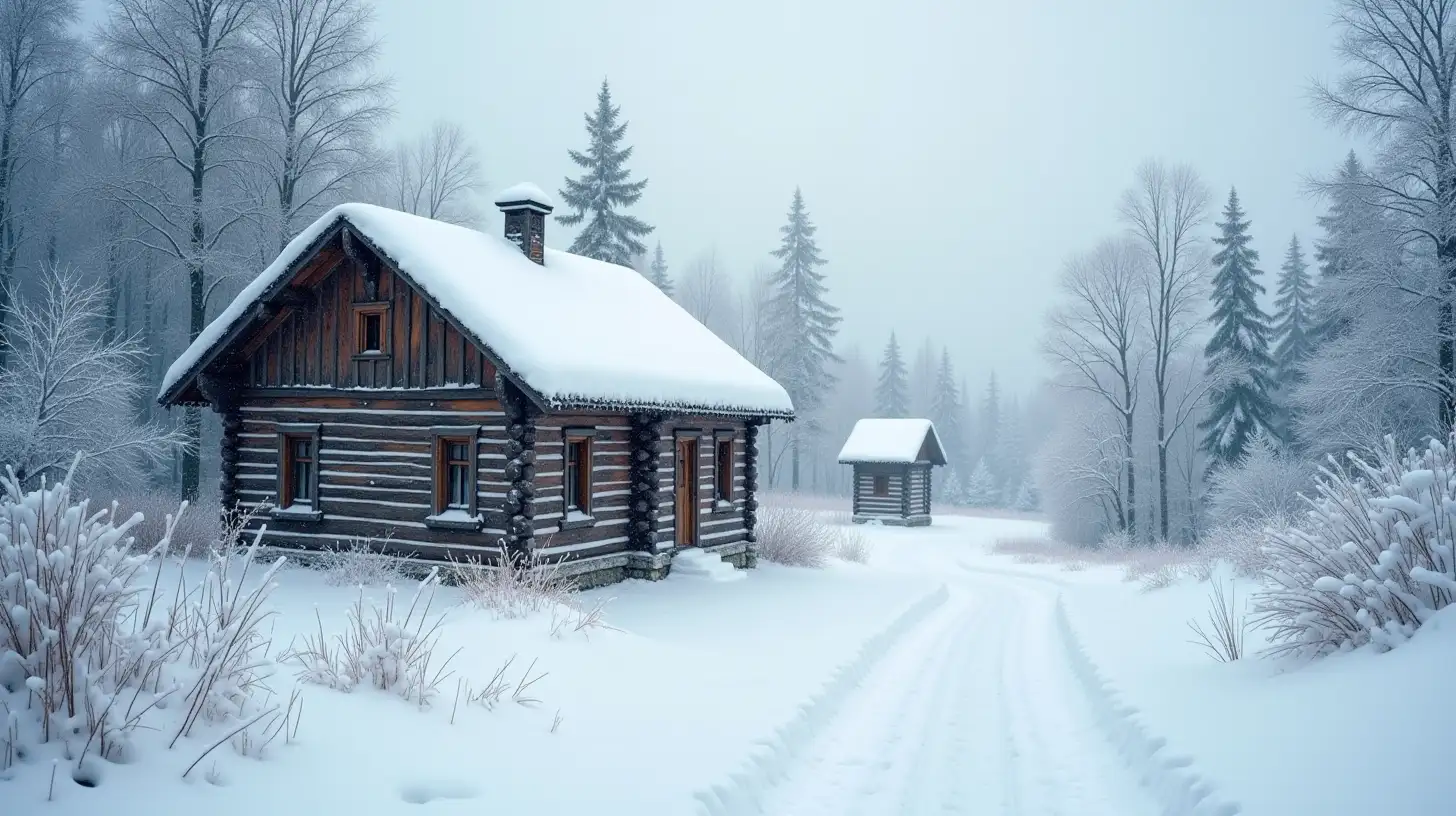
left=1042, top=237, right=1145, bottom=536
left=1314, top=0, right=1456, bottom=427
left=0, top=0, right=78, bottom=367
left=95, top=0, right=259, bottom=500
left=0, top=267, right=186, bottom=489
left=257, top=0, right=391, bottom=247
left=1120, top=159, right=1210, bottom=541
left=380, top=120, right=483, bottom=226
left=677, top=246, right=728, bottom=331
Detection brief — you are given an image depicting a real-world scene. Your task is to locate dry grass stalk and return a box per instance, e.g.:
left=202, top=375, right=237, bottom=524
left=1188, top=579, right=1248, bottom=662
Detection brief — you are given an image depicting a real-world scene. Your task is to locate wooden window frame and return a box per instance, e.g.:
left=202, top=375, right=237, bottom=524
left=427, top=427, right=480, bottom=529
left=273, top=423, right=322, bottom=521
left=713, top=430, right=735, bottom=506
left=872, top=474, right=890, bottom=498
left=560, top=427, right=597, bottom=530
left=352, top=302, right=391, bottom=357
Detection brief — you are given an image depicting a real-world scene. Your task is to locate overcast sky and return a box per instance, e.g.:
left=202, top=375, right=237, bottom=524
left=84, top=0, right=1363, bottom=397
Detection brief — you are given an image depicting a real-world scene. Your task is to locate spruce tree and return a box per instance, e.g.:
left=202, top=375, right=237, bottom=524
left=557, top=79, right=653, bottom=266
left=875, top=332, right=909, bottom=417
left=1199, top=188, right=1278, bottom=468
left=644, top=241, right=674, bottom=295
left=1013, top=478, right=1039, bottom=511
left=1311, top=152, right=1376, bottom=343
left=1272, top=234, right=1315, bottom=385
left=766, top=187, right=841, bottom=489
left=979, top=373, right=1000, bottom=470
left=930, top=349, right=964, bottom=466
left=963, top=458, right=997, bottom=507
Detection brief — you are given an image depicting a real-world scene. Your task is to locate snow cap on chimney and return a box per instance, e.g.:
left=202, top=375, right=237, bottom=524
left=494, top=182, right=554, bottom=265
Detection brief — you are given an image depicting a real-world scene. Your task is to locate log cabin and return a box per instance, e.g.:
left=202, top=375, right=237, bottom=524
left=837, top=418, right=946, bottom=526
left=158, top=183, right=794, bottom=587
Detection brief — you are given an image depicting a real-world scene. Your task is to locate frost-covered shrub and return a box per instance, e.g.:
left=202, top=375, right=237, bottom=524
left=286, top=569, right=453, bottom=706
left=315, top=536, right=412, bottom=587
left=1205, top=431, right=1310, bottom=526
left=447, top=546, right=574, bottom=619
left=1254, top=433, right=1456, bottom=658
left=834, top=529, right=872, bottom=564
left=755, top=506, right=835, bottom=568
left=0, top=463, right=284, bottom=776
left=117, top=490, right=222, bottom=555
left=1195, top=517, right=1288, bottom=580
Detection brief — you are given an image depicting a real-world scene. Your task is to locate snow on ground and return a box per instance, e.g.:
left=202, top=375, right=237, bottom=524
left=8, top=508, right=1451, bottom=815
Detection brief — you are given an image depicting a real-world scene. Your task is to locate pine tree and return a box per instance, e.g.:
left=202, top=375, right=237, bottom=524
left=644, top=241, right=673, bottom=295
left=1013, top=478, right=1039, bottom=511
left=991, top=404, right=1026, bottom=492
left=963, top=458, right=997, bottom=507
left=1311, top=152, right=1374, bottom=343
left=939, top=468, right=965, bottom=505
left=1199, top=188, right=1279, bottom=468
left=979, top=373, right=1000, bottom=470
left=766, top=187, right=841, bottom=489
left=1271, top=234, right=1316, bottom=445
left=557, top=79, right=653, bottom=266
left=1272, top=234, right=1315, bottom=385
left=874, top=332, right=909, bottom=417
left=930, top=348, right=963, bottom=465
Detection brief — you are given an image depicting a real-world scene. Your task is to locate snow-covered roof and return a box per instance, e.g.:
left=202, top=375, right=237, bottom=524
left=159, top=203, right=793, bottom=418
left=837, top=418, right=946, bottom=465
left=492, top=182, right=554, bottom=210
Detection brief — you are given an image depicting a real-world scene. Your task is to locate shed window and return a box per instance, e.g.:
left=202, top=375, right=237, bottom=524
left=872, top=475, right=890, bottom=497
left=565, top=435, right=593, bottom=515
left=432, top=434, right=476, bottom=514
left=715, top=437, right=734, bottom=503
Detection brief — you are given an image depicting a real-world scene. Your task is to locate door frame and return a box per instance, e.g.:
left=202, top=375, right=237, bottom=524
left=674, top=431, right=701, bottom=547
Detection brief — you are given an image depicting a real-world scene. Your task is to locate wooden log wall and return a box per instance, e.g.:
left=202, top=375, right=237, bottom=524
left=654, top=419, right=750, bottom=550
left=743, top=421, right=760, bottom=544
left=244, top=258, right=495, bottom=390
left=499, top=380, right=537, bottom=560
left=854, top=466, right=909, bottom=518
left=531, top=413, right=634, bottom=562
left=232, top=395, right=508, bottom=563
left=907, top=465, right=932, bottom=516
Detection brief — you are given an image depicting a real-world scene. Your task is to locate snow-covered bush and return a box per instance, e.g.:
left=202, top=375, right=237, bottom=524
left=755, top=506, right=835, bottom=568
left=286, top=569, right=453, bottom=706
left=1194, top=517, right=1288, bottom=580
left=1204, top=430, right=1310, bottom=526
left=834, top=529, right=872, bottom=564
left=447, top=546, right=573, bottom=619
left=1254, top=433, right=1456, bottom=658
left=0, top=462, right=285, bottom=778
left=315, top=536, right=413, bottom=587
left=117, top=490, right=222, bottom=555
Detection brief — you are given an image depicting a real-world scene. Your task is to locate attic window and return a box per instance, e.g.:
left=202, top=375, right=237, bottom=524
left=355, top=303, right=389, bottom=355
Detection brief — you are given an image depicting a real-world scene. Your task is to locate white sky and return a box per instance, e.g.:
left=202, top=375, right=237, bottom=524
left=85, top=0, right=1363, bottom=396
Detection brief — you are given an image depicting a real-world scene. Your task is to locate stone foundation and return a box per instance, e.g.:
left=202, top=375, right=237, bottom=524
left=852, top=513, right=932, bottom=527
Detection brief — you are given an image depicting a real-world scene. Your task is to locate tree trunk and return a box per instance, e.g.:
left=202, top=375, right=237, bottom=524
left=791, top=437, right=800, bottom=491
left=1157, top=414, right=1169, bottom=542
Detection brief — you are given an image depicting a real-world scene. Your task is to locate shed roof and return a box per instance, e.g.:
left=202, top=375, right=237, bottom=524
left=836, top=418, right=946, bottom=465
left=159, top=203, right=794, bottom=418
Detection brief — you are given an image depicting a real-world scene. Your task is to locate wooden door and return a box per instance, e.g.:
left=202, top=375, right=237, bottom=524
left=675, top=438, right=698, bottom=546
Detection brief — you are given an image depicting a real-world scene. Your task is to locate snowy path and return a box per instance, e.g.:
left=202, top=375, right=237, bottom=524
left=755, top=571, right=1159, bottom=816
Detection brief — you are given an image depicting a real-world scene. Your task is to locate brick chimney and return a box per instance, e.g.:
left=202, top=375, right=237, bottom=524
left=493, top=182, right=555, bottom=265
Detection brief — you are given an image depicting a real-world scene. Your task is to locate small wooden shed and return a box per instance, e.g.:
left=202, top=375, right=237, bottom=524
left=837, top=418, right=947, bottom=526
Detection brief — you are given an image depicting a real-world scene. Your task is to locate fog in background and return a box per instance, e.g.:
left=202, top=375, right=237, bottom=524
left=358, top=0, right=1357, bottom=394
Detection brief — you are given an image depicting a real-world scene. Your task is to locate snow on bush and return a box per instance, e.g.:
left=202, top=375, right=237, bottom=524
left=755, top=506, right=836, bottom=568
left=314, top=535, right=413, bottom=587
left=834, top=529, right=872, bottom=564
left=117, top=490, right=223, bottom=555
left=284, top=569, right=454, bottom=707
left=1193, top=517, right=1287, bottom=580
left=0, top=462, right=287, bottom=783
left=1205, top=430, right=1310, bottom=526
left=1254, top=433, right=1456, bottom=658
left=447, top=546, right=574, bottom=619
